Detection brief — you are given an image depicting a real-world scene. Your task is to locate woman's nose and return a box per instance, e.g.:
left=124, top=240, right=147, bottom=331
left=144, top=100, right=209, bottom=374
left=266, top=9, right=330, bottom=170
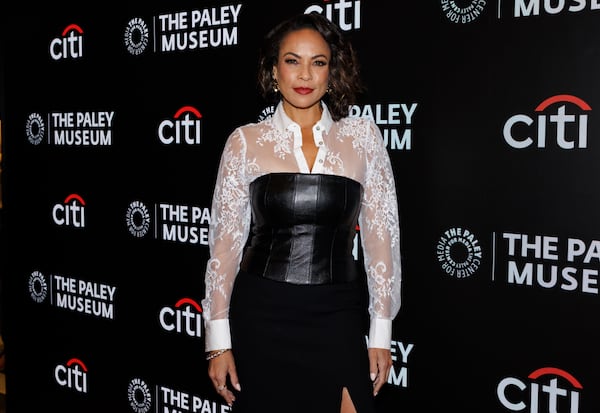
left=298, top=66, right=312, bottom=81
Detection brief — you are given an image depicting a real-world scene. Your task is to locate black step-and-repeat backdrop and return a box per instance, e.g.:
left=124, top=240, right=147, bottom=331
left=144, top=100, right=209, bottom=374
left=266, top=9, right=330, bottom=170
left=1, top=2, right=599, bottom=412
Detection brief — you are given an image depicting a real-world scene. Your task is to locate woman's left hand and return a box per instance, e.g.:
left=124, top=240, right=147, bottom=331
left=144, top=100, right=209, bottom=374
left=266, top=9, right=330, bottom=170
left=368, top=347, right=393, bottom=396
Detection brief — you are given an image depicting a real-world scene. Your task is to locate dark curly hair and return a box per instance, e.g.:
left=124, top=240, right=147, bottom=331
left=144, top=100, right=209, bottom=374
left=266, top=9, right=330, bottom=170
left=257, top=12, right=364, bottom=121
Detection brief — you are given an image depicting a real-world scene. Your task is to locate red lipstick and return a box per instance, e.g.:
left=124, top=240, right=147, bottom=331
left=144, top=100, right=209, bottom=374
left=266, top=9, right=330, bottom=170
left=294, top=87, right=313, bottom=95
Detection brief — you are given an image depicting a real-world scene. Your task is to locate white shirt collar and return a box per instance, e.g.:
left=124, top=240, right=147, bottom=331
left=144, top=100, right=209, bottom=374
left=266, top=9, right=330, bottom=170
left=272, top=101, right=334, bottom=135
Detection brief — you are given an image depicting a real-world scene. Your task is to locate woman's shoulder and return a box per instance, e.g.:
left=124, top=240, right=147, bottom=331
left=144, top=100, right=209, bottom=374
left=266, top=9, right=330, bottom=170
left=337, top=115, right=379, bottom=135
left=225, top=118, right=276, bottom=147
left=342, top=116, right=375, bottom=125
left=339, top=115, right=377, bottom=127
left=234, top=116, right=273, bottom=134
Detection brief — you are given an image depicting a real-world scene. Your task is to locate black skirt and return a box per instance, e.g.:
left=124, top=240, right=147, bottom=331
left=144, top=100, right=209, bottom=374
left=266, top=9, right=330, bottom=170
left=229, top=271, right=375, bottom=413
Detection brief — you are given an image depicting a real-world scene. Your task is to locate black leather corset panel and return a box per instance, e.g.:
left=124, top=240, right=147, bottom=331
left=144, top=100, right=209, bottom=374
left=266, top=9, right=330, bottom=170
left=240, top=173, right=363, bottom=285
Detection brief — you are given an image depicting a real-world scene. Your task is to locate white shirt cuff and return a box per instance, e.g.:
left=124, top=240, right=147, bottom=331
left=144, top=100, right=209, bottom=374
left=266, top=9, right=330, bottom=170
left=204, top=319, right=232, bottom=351
left=368, top=318, right=392, bottom=349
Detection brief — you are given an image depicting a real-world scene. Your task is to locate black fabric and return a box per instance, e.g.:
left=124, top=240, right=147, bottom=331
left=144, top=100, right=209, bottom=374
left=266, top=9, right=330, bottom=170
left=229, top=272, right=374, bottom=413
left=230, top=172, right=375, bottom=413
left=240, top=173, right=362, bottom=285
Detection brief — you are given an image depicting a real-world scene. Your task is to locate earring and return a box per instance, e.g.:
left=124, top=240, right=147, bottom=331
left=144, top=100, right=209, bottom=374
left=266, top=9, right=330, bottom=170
left=273, top=80, right=279, bottom=93
left=326, top=84, right=332, bottom=93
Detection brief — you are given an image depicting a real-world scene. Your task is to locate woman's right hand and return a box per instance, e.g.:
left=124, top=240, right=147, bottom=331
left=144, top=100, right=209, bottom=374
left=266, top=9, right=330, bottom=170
left=208, top=350, right=241, bottom=407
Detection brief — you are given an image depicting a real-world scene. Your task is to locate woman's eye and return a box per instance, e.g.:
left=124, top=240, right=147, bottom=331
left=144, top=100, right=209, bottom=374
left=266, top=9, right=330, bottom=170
left=314, top=60, right=327, bottom=66
left=284, top=58, right=298, bottom=64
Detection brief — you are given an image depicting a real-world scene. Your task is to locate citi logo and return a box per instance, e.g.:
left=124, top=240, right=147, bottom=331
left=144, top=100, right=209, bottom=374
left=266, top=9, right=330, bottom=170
left=158, top=106, right=202, bottom=145
left=52, top=194, right=86, bottom=228
left=49, top=24, right=84, bottom=60
left=352, top=225, right=360, bottom=261
left=497, top=367, right=582, bottom=413
left=159, top=297, right=203, bottom=338
left=305, top=0, right=361, bottom=30
left=55, top=358, right=88, bottom=393
left=503, top=94, right=591, bottom=149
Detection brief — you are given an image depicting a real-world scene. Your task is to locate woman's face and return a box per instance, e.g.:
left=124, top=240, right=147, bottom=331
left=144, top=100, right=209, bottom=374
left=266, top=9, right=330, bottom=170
left=273, top=28, right=331, bottom=112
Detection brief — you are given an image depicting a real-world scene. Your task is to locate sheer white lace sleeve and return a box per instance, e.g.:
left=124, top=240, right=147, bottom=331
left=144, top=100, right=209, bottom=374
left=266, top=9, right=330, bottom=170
left=356, top=120, right=402, bottom=349
left=201, top=128, right=251, bottom=351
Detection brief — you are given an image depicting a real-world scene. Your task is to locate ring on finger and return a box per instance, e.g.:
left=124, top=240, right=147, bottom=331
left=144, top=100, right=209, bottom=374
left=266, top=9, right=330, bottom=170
left=217, top=384, right=226, bottom=392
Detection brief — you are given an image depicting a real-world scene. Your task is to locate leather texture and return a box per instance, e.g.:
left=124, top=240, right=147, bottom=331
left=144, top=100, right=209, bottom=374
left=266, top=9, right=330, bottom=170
left=240, top=172, right=363, bottom=285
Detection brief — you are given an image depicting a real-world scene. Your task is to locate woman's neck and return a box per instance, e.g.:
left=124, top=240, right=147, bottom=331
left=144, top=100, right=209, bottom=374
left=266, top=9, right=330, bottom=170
left=282, top=101, right=323, bottom=128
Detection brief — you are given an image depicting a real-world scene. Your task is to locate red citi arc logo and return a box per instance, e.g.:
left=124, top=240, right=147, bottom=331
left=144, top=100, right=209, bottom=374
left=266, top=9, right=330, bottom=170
left=157, top=106, right=203, bottom=145
left=55, top=357, right=88, bottom=393
left=52, top=193, right=86, bottom=228
left=159, top=297, right=203, bottom=337
left=503, top=94, right=591, bottom=149
left=497, top=366, right=583, bottom=413
left=49, top=24, right=84, bottom=60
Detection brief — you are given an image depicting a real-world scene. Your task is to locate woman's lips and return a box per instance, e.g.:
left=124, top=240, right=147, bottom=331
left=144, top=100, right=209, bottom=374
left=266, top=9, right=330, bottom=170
left=294, top=87, right=313, bottom=95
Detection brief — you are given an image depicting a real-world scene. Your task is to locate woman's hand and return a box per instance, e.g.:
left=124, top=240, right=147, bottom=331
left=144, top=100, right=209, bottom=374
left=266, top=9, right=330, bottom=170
left=207, top=350, right=241, bottom=407
left=368, top=347, right=392, bottom=396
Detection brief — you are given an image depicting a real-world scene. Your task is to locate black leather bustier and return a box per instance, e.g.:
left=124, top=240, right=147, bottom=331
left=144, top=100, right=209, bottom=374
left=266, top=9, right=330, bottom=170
left=240, top=173, right=363, bottom=285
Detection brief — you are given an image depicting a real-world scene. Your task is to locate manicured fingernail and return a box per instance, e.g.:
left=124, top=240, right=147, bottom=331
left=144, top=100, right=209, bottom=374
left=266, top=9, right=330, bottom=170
left=234, top=383, right=241, bottom=391
left=370, top=373, right=376, bottom=381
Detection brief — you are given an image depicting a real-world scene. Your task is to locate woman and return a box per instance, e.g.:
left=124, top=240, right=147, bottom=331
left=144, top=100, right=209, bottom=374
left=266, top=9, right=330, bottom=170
left=202, top=12, right=402, bottom=413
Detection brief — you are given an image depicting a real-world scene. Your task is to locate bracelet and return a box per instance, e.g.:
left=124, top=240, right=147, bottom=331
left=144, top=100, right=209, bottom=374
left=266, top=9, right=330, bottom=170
left=206, top=348, right=230, bottom=361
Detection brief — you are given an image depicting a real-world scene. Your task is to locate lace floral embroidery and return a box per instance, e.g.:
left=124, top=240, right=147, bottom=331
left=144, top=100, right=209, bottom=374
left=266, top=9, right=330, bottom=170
left=363, top=161, right=399, bottom=247
left=257, top=121, right=293, bottom=159
left=366, top=262, right=395, bottom=316
left=322, top=150, right=344, bottom=174
left=213, top=144, right=248, bottom=249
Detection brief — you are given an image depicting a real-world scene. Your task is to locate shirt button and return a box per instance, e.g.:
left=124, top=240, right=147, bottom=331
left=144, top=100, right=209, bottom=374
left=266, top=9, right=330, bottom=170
left=317, top=141, right=324, bottom=146
left=319, top=159, right=323, bottom=163
left=315, top=126, right=321, bottom=131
